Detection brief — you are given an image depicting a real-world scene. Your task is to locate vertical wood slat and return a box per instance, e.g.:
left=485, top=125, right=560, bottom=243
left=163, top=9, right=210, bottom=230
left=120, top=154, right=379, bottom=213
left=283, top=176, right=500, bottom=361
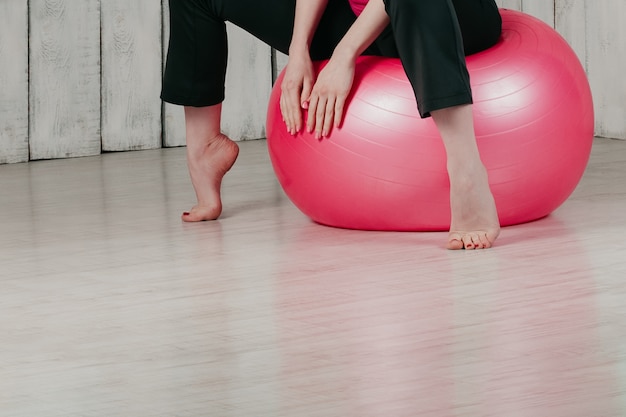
left=556, top=0, right=587, bottom=73
left=162, top=3, right=272, bottom=147
left=0, top=0, right=29, bottom=164
left=495, top=0, right=554, bottom=26
left=583, top=0, right=626, bottom=139
left=222, top=24, right=272, bottom=142
left=29, top=0, right=101, bottom=160
left=273, top=51, right=289, bottom=82
left=101, top=1, right=162, bottom=151
left=519, top=0, right=555, bottom=26
left=495, top=0, right=522, bottom=11
left=161, top=0, right=185, bottom=148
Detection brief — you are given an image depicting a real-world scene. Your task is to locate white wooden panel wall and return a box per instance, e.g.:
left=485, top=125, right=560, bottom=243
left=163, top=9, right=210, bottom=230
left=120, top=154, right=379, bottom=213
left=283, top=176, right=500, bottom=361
left=161, top=0, right=185, bottom=148
left=222, top=25, right=272, bottom=143
left=1, top=1, right=625, bottom=165
left=555, top=0, right=586, bottom=65
left=0, top=1, right=271, bottom=163
left=101, top=1, right=162, bottom=151
left=497, top=0, right=626, bottom=140
left=274, top=51, right=290, bottom=81
left=585, top=2, right=626, bottom=139
left=496, top=0, right=554, bottom=25
left=29, top=0, right=101, bottom=160
left=0, top=0, right=29, bottom=164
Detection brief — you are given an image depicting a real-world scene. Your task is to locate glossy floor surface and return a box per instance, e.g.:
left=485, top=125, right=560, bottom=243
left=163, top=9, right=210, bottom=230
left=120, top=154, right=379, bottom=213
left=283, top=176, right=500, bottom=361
left=1, top=138, right=625, bottom=417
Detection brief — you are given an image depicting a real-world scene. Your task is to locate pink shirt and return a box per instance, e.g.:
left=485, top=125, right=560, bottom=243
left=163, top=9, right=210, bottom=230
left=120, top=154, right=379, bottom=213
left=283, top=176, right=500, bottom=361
left=349, top=0, right=368, bottom=16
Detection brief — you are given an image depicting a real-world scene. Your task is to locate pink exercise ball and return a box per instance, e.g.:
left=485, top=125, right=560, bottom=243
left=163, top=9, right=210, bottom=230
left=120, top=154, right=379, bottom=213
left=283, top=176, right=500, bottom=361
left=266, top=9, right=594, bottom=231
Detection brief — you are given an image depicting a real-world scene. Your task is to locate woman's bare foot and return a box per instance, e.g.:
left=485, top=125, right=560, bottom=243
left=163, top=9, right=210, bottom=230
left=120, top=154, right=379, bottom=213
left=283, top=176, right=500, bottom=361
left=431, top=105, right=500, bottom=250
left=182, top=133, right=239, bottom=222
left=446, top=161, right=500, bottom=250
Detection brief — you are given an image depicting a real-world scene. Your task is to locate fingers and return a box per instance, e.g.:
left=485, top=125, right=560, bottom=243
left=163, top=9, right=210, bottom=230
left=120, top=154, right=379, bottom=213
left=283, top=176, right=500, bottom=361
left=306, top=93, right=347, bottom=139
left=320, top=97, right=335, bottom=138
left=301, top=78, right=312, bottom=110
left=281, top=78, right=316, bottom=135
left=280, top=72, right=310, bottom=135
left=312, top=97, right=333, bottom=139
left=280, top=88, right=301, bottom=135
left=306, top=94, right=319, bottom=137
left=291, top=57, right=354, bottom=138
left=306, top=95, right=332, bottom=139
left=334, top=96, right=346, bottom=129
left=279, top=94, right=290, bottom=132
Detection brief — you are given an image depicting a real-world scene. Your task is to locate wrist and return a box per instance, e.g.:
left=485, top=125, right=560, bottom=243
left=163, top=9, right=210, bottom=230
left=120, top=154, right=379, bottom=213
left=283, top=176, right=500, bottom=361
left=288, top=41, right=310, bottom=57
left=331, top=43, right=359, bottom=64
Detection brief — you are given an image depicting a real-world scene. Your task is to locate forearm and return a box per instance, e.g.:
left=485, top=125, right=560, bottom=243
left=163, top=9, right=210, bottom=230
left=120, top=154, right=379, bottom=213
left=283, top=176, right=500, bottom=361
left=289, top=0, right=329, bottom=56
left=332, top=0, right=389, bottom=62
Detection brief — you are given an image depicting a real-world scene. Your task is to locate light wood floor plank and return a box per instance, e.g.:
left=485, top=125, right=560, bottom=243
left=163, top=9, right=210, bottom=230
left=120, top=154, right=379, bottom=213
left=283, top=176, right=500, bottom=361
left=0, top=138, right=625, bottom=416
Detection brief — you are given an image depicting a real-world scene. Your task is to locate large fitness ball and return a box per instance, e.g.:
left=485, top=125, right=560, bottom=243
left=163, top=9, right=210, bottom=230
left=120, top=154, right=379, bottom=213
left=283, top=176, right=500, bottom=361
left=266, top=9, right=594, bottom=231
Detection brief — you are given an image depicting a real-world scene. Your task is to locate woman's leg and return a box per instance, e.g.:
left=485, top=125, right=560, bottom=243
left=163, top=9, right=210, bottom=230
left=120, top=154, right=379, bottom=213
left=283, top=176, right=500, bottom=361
left=181, top=105, right=239, bottom=221
left=162, top=0, right=235, bottom=221
left=382, top=0, right=501, bottom=249
left=162, top=0, right=358, bottom=221
left=431, top=105, right=500, bottom=250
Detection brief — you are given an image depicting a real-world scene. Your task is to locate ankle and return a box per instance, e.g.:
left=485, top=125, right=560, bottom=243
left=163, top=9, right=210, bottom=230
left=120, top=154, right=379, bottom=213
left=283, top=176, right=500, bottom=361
left=447, top=158, right=487, bottom=182
left=188, top=133, right=230, bottom=156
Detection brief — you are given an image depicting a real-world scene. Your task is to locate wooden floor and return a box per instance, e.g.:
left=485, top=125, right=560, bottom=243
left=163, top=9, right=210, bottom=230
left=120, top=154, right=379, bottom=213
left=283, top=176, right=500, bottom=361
left=1, top=138, right=625, bottom=417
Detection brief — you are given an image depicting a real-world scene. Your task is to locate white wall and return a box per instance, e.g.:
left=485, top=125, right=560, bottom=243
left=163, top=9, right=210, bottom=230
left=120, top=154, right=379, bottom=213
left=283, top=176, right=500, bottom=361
left=28, top=0, right=101, bottom=160
left=496, top=0, right=626, bottom=140
left=0, top=0, right=624, bottom=164
left=0, top=0, right=29, bottom=164
left=101, top=0, right=163, bottom=152
left=0, top=0, right=270, bottom=163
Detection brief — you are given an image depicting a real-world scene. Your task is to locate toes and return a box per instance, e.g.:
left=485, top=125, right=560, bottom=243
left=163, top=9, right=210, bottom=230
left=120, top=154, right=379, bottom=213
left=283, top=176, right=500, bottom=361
left=447, top=232, right=465, bottom=250
left=477, top=232, right=492, bottom=249
left=181, top=206, right=221, bottom=222
left=447, top=239, right=464, bottom=250
left=181, top=211, right=201, bottom=222
left=462, top=234, right=477, bottom=250
left=448, top=231, right=494, bottom=250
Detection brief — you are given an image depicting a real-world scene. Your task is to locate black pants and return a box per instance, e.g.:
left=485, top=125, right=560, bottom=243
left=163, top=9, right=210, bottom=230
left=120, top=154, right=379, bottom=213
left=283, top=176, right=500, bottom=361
left=161, top=0, right=501, bottom=118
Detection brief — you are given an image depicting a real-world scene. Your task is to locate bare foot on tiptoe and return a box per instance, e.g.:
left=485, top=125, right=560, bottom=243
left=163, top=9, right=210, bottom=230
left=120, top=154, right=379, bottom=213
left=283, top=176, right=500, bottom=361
left=182, top=133, right=239, bottom=222
left=447, top=162, right=501, bottom=250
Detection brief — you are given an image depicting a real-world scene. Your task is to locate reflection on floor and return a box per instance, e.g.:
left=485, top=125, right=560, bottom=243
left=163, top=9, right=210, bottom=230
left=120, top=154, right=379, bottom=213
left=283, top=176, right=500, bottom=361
left=1, top=138, right=625, bottom=416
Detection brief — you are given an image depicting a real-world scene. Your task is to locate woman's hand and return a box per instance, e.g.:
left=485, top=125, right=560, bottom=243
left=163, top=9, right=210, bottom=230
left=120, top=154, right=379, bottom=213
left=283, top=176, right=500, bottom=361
left=280, top=53, right=315, bottom=135
left=282, top=0, right=329, bottom=134
left=306, top=56, right=355, bottom=139
left=301, top=0, right=388, bottom=138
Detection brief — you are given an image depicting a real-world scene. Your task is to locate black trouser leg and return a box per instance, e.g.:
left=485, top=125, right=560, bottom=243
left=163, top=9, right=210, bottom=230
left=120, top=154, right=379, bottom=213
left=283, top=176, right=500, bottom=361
left=161, top=0, right=361, bottom=107
left=161, top=0, right=501, bottom=117
left=381, top=0, right=501, bottom=117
